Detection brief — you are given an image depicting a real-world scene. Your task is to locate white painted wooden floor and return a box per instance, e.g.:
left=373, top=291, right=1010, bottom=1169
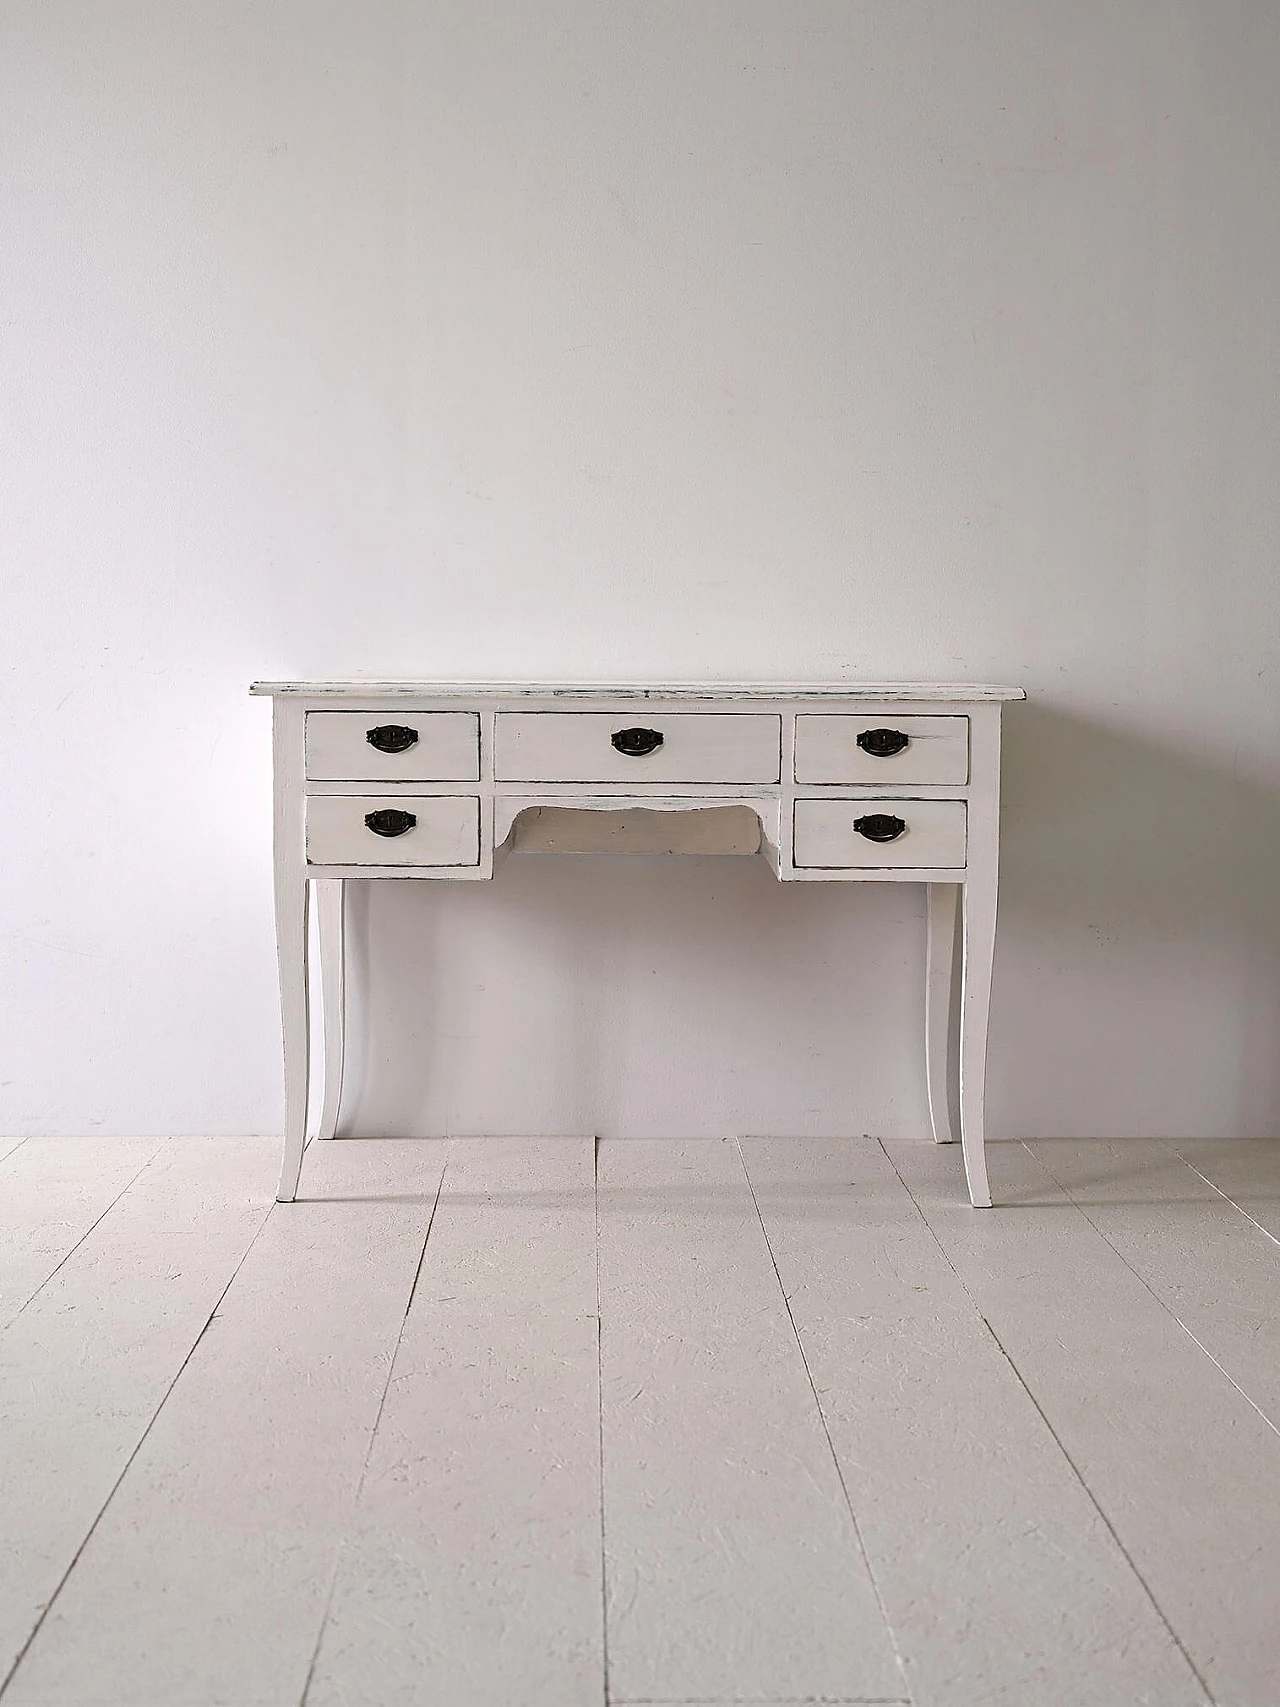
left=1, top=1134, right=1278, bottom=1707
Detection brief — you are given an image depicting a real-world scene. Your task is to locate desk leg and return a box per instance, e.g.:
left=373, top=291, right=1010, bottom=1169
left=958, top=872, right=996, bottom=1209
left=925, top=883, right=959, bottom=1145
left=314, top=878, right=347, bottom=1141
left=275, top=873, right=311, bottom=1203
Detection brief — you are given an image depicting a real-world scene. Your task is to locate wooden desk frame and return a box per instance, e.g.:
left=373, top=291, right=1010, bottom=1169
left=252, top=682, right=1024, bottom=1207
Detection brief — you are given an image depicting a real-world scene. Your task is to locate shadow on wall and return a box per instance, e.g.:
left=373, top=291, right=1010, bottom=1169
left=337, top=848, right=929, bottom=1145
left=327, top=703, right=1280, bottom=1145
left=995, top=703, right=1280, bottom=1139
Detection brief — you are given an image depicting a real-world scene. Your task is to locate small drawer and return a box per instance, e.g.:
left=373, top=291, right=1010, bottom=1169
left=793, top=799, right=967, bottom=868
left=495, top=712, right=781, bottom=784
left=305, top=711, right=479, bottom=783
left=795, top=715, right=968, bottom=785
left=307, top=796, right=480, bottom=866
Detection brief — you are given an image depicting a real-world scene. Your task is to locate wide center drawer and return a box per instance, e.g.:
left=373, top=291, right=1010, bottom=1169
left=495, top=712, right=781, bottom=784
left=306, top=711, right=479, bottom=783
left=793, top=798, right=967, bottom=868
left=795, top=714, right=968, bottom=784
left=307, top=795, right=480, bottom=866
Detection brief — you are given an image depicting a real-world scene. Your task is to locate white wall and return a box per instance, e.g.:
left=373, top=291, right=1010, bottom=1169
left=3, top=2, right=1279, bottom=1140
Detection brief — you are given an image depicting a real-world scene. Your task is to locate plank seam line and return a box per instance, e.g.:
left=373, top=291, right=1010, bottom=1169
left=297, top=1146, right=451, bottom=1707
left=1027, top=1144, right=1280, bottom=1444
left=734, top=1138, right=914, bottom=1707
left=595, top=1136, right=612, bottom=1707
left=1163, top=1142, right=1280, bottom=1252
left=0, top=1139, right=168, bottom=1334
left=880, top=1139, right=1216, bottom=1707
left=0, top=1188, right=277, bottom=1702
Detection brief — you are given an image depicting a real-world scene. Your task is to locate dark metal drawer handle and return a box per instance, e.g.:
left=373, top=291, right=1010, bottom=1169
left=365, top=808, right=417, bottom=838
left=853, top=813, right=906, bottom=843
left=611, top=727, right=664, bottom=758
left=366, top=724, right=419, bottom=755
left=857, top=727, right=909, bottom=758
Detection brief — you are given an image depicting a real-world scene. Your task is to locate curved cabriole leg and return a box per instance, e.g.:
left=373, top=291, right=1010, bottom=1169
left=315, top=878, right=347, bottom=1140
left=959, top=872, right=997, bottom=1209
left=925, top=882, right=959, bottom=1145
left=275, top=875, right=311, bottom=1202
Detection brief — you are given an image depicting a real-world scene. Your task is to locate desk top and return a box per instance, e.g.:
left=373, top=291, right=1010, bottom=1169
left=250, top=680, right=1026, bottom=701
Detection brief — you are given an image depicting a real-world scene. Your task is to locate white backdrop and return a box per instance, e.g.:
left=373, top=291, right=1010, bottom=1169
left=3, top=2, right=1278, bottom=1140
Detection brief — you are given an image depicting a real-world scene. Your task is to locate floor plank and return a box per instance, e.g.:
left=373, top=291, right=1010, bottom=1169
left=2, top=1139, right=445, bottom=1707
left=304, top=1138, right=603, bottom=1707
left=598, top=1138, right=904, bottom=1707
left=1169, top=1136, right=1280, bottom=1243
left=1027, top=1137, right=1280, bottom=1428
left=408, top=1134, right=596, bottom=1316
left=744, top=1135, right=1206, bottom=1707
left=0, top=1137, right=164, bottom=1328
left=7, top=1133, right=1279, bottom=1705
left=890, top=1136, right=1280, bottom=1707
left=0, top=1137, right=275, bottom=1694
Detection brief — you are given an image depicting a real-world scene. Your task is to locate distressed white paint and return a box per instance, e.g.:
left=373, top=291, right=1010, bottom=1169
left=509, top=802, right=763, bottom=855
left=492, top=789, right=782, bottom=855
left=5, top=5, right=1280, bottom=1148
left=268, top=683, right=1013, bottom=1203
left=305, top=710, right=480, bottom=783
left=258, top=682, right=1025, bottom=701
left=792, top=798, right=968, bottom=869
left=313, top=878, right=346, bottom=1139
left=795, top=713, right=970, bottom=785
left=925, top=883, right=959, bottom=1145
left=957, top=704, right=1003, bottom=1207
left=273, top=698, right=310, bottom=1204
left=495, top=710, right=783, bottom=783
left=305, top=793, right=481, bottom=867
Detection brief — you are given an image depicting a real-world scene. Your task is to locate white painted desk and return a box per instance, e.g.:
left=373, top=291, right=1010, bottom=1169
left=252, top=682, right=1024, bottom=1207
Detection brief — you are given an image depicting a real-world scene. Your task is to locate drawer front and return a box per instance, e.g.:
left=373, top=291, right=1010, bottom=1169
left=794, top=714, right=968, bottom=785
left=495, top=712, right=781, bottom=784
left=306, top=711, right=479, bottom=783
left=307, top=795, right=480, bottom=866
left=793, top=799, right=967, bottom=868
